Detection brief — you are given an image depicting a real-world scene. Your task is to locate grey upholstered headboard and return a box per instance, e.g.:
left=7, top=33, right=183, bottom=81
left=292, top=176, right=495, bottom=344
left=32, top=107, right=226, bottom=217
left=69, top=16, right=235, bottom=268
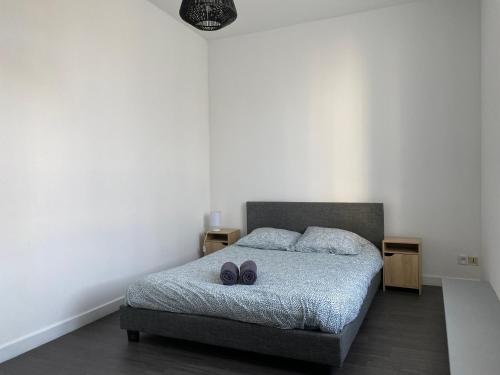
left=246, top=202, right=384, bottom=250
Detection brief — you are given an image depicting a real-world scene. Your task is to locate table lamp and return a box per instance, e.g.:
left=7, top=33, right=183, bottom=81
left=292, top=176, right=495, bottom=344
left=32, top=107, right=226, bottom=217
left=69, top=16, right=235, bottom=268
left=209, top=210, right=222, bottom=232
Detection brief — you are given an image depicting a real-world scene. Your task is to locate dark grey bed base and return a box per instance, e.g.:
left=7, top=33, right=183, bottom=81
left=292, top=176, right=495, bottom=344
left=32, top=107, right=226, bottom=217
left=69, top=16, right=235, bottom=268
left=120, top=271, right=381, bottom=367
left=120, top=202, right=384, bottom=368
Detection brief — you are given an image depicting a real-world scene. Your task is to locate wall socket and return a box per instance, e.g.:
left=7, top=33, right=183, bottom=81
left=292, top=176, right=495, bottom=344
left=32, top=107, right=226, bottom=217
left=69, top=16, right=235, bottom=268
left=457, top=255, right=479, bottom=266
left=468, top=256, right=479, bottom=266
left=458, top=255, right=468, bottom=265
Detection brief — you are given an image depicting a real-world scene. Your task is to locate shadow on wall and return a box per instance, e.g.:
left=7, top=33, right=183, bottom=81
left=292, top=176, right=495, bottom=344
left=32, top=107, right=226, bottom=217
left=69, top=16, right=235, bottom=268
left=306, top=33, right=372, bottom=202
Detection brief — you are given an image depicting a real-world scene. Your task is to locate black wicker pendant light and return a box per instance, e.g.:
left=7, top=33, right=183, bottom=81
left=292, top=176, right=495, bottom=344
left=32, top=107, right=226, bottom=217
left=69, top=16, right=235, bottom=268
left=179, top=0, right=237, bottom=31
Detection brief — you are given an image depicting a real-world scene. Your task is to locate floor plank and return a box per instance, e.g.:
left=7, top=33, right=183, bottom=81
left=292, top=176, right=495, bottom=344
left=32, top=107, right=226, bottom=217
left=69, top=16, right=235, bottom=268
left=0, top=286, right=449, bottom=375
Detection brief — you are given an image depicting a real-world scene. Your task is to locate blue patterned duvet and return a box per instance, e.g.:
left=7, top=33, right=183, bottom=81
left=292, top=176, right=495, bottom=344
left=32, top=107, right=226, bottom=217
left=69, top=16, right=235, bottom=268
left=126, top=245, right=383, bottom=334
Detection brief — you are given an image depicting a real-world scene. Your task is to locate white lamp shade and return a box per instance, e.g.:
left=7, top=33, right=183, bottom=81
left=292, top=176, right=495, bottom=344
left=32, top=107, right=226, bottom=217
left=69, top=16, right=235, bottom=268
left=209, top=211, right=221, bottom=231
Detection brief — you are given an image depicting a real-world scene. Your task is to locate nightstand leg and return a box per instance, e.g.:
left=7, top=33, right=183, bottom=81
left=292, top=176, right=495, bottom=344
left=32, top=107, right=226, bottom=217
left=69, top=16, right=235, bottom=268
left=127, top=330, right=140, bottom=342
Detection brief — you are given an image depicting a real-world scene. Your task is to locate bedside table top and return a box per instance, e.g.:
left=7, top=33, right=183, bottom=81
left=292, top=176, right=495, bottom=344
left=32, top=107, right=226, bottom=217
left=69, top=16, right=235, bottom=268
left=206, top=228, right=240, bottom=235
left=384, top=236, right=421, bottom=245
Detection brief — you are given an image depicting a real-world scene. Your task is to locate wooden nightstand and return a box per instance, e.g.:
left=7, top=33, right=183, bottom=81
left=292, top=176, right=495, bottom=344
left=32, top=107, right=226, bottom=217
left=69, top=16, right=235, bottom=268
left=383, top=237, right=422, bottom=295
left=202, top=228, right=240, bottom=256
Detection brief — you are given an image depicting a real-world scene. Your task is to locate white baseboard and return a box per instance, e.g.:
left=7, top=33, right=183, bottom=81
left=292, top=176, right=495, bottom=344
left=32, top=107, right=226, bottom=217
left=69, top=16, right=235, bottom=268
left=423, top=275, right=481, bottom=287
left=441, top=276, right=482, bottom=283
left=0, top=296, right=124, bottom=364
left=423, top=275, right=443, bottom=286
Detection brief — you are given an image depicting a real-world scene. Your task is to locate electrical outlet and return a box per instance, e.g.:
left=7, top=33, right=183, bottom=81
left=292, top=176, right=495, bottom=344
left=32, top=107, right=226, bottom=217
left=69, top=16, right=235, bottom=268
left=468, top=256, right=479, bottom=266
left=458, top=254, right=468, bottom=265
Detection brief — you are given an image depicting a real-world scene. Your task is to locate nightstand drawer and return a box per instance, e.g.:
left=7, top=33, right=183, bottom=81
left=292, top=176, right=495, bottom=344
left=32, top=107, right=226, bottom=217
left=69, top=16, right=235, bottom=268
left=202, top=229, right=240, bottom=256
left=384, top=253, right=419, bottom=289
left=205, top=241, right=226, bottom=255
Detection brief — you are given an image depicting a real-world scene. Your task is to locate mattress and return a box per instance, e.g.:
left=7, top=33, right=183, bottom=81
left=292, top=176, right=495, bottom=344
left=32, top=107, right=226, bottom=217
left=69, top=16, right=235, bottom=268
left=126, top=244, right=383, bottom=334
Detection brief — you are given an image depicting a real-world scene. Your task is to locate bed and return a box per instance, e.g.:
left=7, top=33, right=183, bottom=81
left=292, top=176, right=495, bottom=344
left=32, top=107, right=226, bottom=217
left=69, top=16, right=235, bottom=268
left=120, top=202, right=384, bottom=369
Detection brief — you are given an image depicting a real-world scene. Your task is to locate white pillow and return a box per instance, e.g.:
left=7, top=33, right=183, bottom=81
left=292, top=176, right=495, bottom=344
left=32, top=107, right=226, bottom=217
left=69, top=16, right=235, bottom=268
left=293, top=227, right=370, bottom=255
left=236, top=227, right=301, bottom=251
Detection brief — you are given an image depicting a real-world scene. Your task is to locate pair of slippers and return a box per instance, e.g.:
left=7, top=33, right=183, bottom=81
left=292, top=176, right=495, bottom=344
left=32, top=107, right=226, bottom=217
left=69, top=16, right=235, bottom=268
left=220, top=260, right=257, bottom=286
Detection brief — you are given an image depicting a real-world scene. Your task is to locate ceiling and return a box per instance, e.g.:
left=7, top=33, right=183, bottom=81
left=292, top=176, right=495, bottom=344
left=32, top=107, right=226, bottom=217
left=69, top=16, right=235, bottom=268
left=148, top=0, right=416, bottom=40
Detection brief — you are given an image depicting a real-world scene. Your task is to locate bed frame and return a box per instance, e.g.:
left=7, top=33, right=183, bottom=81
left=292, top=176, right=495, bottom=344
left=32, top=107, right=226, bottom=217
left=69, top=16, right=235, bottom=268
left=120, top=202, right=384, bottom=369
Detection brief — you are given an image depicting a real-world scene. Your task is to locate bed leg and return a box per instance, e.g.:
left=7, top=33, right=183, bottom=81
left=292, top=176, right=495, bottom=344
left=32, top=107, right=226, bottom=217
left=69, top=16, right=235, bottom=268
left=127, top=330, right=140, bottom=342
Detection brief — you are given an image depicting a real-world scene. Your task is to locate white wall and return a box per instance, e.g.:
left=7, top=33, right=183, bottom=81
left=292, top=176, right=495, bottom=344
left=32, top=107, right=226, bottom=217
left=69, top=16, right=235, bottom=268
left=0, top=0, right=209, bottom=361
left=482, top=0, right=500, bottom=299
left=209, top=0, right=482, bottom=283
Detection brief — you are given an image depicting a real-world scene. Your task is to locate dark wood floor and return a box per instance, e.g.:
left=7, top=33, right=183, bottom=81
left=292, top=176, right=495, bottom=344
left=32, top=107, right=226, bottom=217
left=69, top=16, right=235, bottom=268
left=0, top=286, right=449, bottom=375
